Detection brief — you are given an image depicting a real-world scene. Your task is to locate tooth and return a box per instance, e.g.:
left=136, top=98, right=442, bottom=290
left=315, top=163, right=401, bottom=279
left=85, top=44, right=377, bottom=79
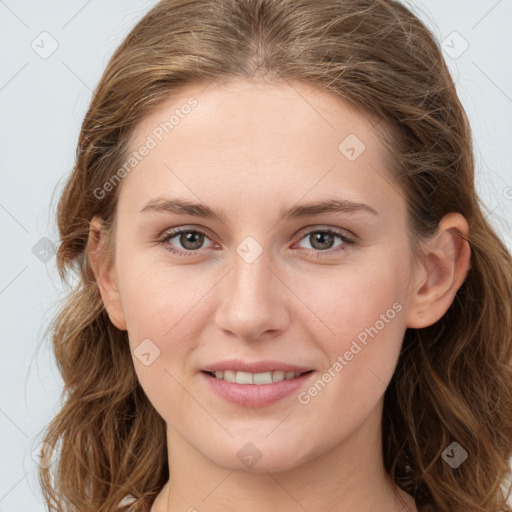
left=272, top=371, right=285, bottom=382
left=223, top=370, right=236, bottom=383
left=253, top=372, right=273, bottom=384
left=235, top=371, right=254, bottom=384
left=211, top=369, right=307, bottom=384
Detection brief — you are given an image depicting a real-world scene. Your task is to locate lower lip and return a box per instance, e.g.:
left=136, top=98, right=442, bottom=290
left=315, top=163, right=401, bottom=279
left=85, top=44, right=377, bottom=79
left=201, top=370, right=315, bottom=408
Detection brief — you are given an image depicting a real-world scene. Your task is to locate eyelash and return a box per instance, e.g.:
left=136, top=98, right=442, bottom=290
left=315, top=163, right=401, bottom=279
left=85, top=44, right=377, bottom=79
left=157, top=227, right=356, bottom=258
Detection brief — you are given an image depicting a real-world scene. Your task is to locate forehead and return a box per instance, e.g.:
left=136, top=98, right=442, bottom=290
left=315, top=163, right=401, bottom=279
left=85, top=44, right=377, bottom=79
left=118, top=79, right=400, bottom=221
left=131, top=78, right=384, bottom=156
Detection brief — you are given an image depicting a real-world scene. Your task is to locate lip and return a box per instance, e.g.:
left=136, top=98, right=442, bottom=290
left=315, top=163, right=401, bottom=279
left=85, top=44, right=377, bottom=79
left=201, top=359, right=313, bottom=374
left=200, top=369, right=315, bottom=408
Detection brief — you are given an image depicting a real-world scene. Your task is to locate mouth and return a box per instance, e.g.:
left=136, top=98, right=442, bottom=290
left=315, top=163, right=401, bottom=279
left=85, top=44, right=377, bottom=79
left=202, top=369, right=314, bottom=385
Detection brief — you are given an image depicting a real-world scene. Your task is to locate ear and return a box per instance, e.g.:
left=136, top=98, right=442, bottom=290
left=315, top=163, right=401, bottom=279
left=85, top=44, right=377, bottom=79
left=87, top=216, right=127, bottom=331
left=405, top=212, right=471, bottom=329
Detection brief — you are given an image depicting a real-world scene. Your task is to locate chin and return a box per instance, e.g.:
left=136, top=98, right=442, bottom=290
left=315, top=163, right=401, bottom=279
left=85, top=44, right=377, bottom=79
left=201, top=438, right=311, bottom=474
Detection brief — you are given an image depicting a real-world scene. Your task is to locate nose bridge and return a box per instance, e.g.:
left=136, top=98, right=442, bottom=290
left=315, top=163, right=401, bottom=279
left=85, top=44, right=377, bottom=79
left=229, top=236, right=275, bottom=308
left=214, top=235, right=289, bottom=339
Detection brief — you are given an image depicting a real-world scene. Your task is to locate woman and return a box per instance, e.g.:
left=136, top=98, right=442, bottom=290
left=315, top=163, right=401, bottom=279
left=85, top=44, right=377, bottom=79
left=38, top=0, right=512, bottom=511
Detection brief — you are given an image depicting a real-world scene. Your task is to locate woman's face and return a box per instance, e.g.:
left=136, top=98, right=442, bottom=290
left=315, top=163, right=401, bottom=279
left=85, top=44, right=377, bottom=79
left=98, top=79, right=423, bottom=472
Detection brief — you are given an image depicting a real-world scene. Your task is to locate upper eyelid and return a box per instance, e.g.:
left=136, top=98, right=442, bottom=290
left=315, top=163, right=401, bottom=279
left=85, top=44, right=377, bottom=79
left=295, top=225, right=354, bottom=239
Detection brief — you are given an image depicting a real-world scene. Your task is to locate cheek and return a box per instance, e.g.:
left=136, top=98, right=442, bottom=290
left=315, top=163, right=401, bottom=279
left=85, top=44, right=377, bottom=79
left=304, top=257, right=406, bottom=345
left=116, top=262, right=206, bottom=418
left=298, top=253, right=408, bottom=400
left=116, top=249, right=206, bottom=338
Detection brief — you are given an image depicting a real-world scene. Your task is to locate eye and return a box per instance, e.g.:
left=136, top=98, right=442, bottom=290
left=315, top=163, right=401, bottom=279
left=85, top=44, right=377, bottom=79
left=158, top=228, right=215, bottom=256
left=157, top=226, right=356, bottom=257
left=295, top=228, right=356, bottom=255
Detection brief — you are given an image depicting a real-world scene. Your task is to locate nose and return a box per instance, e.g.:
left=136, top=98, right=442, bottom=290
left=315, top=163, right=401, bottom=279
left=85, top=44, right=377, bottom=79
left=213, top=245, right=291, bottom=341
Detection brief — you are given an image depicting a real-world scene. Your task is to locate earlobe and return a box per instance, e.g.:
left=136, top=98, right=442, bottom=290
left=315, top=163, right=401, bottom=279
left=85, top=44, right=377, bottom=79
left=405, top=213, right=471, bottom=329
left=88, top=216, right=127, bottom=331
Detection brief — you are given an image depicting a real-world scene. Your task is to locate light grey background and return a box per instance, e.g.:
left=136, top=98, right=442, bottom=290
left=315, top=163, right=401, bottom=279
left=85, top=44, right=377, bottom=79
left=0, top=1, right=511, bottom=510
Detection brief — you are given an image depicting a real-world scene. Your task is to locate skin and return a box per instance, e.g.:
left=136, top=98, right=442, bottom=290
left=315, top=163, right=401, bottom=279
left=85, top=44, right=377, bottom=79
left=88, top=79, right=471, bottom=512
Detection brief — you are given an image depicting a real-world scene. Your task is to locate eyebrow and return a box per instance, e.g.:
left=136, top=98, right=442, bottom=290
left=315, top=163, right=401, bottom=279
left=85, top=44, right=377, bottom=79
left=139, top=197, right=379, bottom=222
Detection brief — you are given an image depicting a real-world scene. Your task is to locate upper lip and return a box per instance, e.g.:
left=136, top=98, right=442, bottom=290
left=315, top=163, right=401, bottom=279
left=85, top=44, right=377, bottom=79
left=202, top=359, right=313, bottom=374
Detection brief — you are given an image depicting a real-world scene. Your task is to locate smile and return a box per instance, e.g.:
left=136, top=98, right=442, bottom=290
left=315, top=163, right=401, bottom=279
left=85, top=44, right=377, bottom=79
left=205, top=369, right=312, bottom=385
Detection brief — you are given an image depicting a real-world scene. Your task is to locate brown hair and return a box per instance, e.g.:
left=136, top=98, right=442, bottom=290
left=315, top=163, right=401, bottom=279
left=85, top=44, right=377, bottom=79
left=38, top=0, right=512, bottom=511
